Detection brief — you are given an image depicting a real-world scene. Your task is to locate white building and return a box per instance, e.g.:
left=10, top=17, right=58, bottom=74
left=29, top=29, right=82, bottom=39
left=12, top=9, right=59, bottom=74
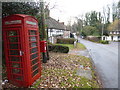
left=45, top=7, right=70, bottom=43
left=102, top=30, right=120, bottom=41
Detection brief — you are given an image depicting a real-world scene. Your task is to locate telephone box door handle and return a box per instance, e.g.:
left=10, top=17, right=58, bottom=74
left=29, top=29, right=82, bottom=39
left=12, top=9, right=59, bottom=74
left=20, top=51, right=24, bottom=56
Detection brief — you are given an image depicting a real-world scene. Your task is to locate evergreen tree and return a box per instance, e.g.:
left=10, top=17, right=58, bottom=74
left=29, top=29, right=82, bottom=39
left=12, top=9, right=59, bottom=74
left=2, top=2, right=40, bottom=18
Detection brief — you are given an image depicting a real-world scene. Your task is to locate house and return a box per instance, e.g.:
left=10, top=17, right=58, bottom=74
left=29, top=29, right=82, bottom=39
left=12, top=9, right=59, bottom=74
left=64, top=26, right=71, bottom=38
left=45, top=6, right=70, bottom=43
left=102, top=19, right=120, bottom=41
left=102, top=30, right=120, bottom=41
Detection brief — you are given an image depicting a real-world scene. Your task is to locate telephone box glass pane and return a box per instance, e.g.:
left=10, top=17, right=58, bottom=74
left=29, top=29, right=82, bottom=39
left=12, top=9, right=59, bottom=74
left=31, top=48, right=38, bottom=53
left=8, top=31, right=17, bottom=36
left=12, top=69, right=21, bottom=74
left=32, top=69, right=38, bottom=77
left=32, top=58, right=38, bottom=65
left=12, top=63, right=20, bottom=68
left=30, top=36, right=37, bottom=41
left=10, top=50, right=19, bottom=55
left=29, top=30, right=36, bottom=35
left=31, top=53, right=38, bottom=59
left=31, top=42, right=37, bottom=47
left=9, top=37, right=18, bottom=42
left=13, top=75, right=23, bottom=81
left=10, top=56, right=20, bottom=62
left=32, top=64, right=38, bottom=71
left=10, top=44, right=18, bottom=49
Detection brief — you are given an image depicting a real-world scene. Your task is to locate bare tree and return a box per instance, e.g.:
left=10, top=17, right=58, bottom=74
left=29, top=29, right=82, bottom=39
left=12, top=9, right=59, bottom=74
left=112, top=2, right=118, bottom=22
left=106, top=5, right=110, bottom=24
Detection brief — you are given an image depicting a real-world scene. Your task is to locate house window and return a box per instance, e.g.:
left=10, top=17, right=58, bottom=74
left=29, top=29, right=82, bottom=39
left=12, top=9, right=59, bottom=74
left=114, top=31, right=116, bottom=34
left=50, top=29, right=53, bottom=32
left=110, top=31, right=112, bottom=34
left=117, top=31, right=119, bottom=34
left=118, top=36, right=120, bottom=39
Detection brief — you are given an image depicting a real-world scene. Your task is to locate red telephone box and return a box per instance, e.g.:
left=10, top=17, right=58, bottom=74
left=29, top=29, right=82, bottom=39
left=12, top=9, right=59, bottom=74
left=2, top=14, right=41, bottom=87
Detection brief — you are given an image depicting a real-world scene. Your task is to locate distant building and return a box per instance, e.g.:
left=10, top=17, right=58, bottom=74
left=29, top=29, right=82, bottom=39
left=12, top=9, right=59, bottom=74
left=45, top=6, right=70, bottom=43
left=102, top=30, right=120, bottom=41
left=64, top=26, right=71, bottom=38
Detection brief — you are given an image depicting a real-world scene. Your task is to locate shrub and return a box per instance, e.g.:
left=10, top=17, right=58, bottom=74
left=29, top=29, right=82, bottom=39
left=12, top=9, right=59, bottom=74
left=99, top=40, right=109, bottom=44
left=86, top=36, right=101, bottom=42
left=48, top=44, right=69, bottom=53
left=57, top=38, right=76, bottom=44
left=47, top=41, right=53, bottom=45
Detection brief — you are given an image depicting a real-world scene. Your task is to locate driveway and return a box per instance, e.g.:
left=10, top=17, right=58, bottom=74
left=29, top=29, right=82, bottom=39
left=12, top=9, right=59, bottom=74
left=78, top=38, right=118, bottom=88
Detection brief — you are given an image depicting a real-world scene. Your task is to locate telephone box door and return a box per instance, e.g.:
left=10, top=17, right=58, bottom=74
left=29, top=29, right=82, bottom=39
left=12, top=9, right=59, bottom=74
left=3, top=27, right=25, bottom=85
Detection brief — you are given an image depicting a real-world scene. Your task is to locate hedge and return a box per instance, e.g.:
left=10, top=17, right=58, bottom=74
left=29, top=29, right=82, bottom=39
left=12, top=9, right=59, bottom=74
left=86, top=36, right=101, bottom=42
left=99, top=40, right=109, bottom=44
left=48, top=44, right=69, bottom=53
left=57, top=38, right=76, bottom=44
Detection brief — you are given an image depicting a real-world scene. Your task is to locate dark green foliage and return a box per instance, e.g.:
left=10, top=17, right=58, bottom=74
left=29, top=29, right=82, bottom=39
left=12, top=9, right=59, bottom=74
left=48, top=44, right=69, bottom=53
left=2, top=2, right=40, bottom=18
left=47, top=41, right=53, bottom=45
left=82, top=26, right=100, bottom=36
left=84, top=11, right=102, bottom=27
left=70, top=33, right=74, bottom=38
left=99, top=40, right=109, bottom=44
left=57, top=38, right=76, bottom=44
left=83, top=11, right=103, bottom=36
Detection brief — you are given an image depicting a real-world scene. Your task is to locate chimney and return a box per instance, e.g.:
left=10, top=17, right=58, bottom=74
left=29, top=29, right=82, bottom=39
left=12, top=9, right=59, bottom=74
left=58, top=18, right=60, bottom=22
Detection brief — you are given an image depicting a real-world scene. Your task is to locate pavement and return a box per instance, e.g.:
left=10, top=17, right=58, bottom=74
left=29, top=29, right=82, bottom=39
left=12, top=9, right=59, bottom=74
left=69, top=49, right=90, bottom=58
left=68, top=46, right=97, bottom=83
left=78, top=38, right=119, bottom=88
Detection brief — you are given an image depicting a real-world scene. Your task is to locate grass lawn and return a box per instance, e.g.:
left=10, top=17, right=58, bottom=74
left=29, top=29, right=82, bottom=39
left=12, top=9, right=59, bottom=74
left=55, top=43, right=86, bottom=50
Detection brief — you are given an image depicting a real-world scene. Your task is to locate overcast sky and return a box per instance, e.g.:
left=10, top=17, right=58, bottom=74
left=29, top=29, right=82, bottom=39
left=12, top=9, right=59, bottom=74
left=44, top=0, right=119, bottom=25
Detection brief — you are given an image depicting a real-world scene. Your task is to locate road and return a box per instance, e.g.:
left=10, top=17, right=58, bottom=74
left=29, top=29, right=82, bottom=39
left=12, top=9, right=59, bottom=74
left=78, top=38, right=118, bottom=88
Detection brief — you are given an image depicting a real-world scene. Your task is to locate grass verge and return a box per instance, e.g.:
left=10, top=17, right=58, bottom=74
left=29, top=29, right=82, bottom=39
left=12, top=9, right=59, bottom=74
left=55, top=43, right=86, bottom=50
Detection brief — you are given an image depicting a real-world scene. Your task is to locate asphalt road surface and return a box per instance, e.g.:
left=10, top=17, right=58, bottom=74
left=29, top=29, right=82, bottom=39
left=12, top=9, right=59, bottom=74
left=78, top=38, right=118, bottom=88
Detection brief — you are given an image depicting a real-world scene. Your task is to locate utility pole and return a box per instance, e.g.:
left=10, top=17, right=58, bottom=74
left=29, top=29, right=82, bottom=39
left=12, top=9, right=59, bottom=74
left=102, top=17, right=104, bottom=36
left=101, top=17, right=104, bottom=40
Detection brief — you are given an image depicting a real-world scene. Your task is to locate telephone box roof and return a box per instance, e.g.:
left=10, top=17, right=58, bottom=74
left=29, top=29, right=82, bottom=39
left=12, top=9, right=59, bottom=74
left=3, top=14, right=38, bottom=21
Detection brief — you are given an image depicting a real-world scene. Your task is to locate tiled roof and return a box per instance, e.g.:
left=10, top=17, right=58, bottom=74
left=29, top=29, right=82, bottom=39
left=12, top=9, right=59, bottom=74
left=45, top=17, right=66, bottom=30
